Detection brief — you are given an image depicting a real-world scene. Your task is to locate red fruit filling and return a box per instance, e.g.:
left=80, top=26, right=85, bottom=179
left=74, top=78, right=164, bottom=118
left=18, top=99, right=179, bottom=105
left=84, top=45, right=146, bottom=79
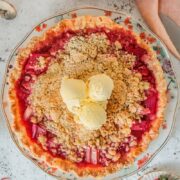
left=25, top=53, right=50, bottom=75
left=23, top=106, right=33, bottom=120
left=15, top=27, right=158, bottom=167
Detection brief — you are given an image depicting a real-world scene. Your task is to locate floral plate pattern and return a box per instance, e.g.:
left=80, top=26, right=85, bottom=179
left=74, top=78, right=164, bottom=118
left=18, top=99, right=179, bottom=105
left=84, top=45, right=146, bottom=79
left=1, top=7, right=179, bottom=180
left=139, top=170, right=180, bottom=180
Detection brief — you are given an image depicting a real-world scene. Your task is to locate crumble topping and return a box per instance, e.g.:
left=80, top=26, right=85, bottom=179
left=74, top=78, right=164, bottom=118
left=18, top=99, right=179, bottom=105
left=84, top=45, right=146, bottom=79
left=28, top=33, right=149, bottom=164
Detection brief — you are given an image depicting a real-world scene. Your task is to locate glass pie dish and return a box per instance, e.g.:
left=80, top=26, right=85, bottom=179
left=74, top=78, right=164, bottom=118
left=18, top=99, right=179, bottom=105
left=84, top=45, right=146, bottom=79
left=1, top=7, right=179, bottom=179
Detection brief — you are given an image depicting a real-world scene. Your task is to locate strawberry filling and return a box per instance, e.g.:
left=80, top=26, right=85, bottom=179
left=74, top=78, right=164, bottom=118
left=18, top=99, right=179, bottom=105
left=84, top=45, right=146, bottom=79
left=15, top=27, right=158, bottom=167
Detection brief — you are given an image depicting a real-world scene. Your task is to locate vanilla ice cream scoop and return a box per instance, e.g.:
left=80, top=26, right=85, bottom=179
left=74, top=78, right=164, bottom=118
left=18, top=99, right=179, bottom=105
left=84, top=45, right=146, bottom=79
left=78, top=102, right=106, bottom=130
left=60, top=78, right=86, bottom=113
left=88, top=74, right=114, bottom=101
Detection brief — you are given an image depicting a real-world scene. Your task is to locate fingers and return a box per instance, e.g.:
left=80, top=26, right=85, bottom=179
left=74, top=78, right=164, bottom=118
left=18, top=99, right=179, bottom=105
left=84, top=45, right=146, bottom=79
left=136, top=0, right=180, bottom=59
left=159, top=0, right=180, bottom=26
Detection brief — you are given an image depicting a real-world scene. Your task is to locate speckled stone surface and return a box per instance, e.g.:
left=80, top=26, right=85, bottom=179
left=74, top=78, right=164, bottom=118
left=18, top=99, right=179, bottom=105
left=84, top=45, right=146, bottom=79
left=0, top=0, right=180, bottom=179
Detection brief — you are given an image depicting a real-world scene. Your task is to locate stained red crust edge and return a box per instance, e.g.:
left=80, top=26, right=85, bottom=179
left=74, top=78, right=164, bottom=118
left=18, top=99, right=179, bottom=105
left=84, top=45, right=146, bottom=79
left=8, top=16, right=167, bottom=177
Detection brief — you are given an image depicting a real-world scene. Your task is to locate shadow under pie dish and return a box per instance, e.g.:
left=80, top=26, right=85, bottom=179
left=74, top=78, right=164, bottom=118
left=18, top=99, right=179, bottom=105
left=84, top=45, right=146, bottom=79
left=8, top=16, right=167, bottom=177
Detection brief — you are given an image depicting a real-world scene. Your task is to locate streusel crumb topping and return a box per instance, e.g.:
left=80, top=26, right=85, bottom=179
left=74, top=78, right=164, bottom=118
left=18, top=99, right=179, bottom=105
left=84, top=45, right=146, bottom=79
left=28, top=33, right=149, bottom=163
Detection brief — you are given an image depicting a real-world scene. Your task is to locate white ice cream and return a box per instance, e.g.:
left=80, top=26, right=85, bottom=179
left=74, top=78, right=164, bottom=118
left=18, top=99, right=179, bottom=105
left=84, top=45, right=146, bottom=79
left=60, top=74, right=114, bottom=130
left=60, top=78, right=86, bottom=113
left=78, top=102, right=107, bottom=130
left=88, top=74, right=114, bottom=101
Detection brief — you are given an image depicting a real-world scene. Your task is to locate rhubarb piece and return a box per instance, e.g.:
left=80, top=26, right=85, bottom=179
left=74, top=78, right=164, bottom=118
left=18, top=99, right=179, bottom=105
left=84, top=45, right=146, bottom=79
left=91, top=148, right=99, bottom=165
left=20, top=80, right=32, bottom=93
left=32, top=124, right=37, bottom=138
left=37, top=126, right=47, bottom=135
left=85, top=147, right=91, bottom=163
left=85, top=147, right=99, bottom=164
left=24, top=106, right=32, bottom=120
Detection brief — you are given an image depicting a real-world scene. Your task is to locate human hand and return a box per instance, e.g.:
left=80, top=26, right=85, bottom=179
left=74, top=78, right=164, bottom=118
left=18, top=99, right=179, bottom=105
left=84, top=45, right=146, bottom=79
left=136, top=0, right=180, bottom=60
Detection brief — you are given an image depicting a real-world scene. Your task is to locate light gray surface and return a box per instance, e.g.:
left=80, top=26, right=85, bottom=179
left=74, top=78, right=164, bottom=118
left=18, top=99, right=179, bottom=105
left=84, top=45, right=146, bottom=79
left=0, top=0, right=180, bottom=180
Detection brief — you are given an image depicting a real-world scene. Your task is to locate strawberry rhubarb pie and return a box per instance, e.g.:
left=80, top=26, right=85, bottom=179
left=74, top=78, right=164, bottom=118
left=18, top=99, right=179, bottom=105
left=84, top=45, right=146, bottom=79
left=9, top=16, right=167, bottom=177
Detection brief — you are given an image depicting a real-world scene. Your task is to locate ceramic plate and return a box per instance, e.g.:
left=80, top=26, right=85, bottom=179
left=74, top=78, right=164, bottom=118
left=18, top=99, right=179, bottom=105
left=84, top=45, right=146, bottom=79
left=1, top=7, right=179, bottom=180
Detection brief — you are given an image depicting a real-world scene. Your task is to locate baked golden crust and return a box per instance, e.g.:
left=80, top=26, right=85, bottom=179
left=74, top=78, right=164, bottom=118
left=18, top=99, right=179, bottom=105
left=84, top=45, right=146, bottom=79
left=9, top=16, right=167, bottom=177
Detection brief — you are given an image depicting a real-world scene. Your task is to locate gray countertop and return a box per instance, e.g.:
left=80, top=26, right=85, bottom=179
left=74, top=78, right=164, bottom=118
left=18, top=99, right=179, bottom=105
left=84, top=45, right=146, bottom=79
left=0, top=0, right=180, bottom=179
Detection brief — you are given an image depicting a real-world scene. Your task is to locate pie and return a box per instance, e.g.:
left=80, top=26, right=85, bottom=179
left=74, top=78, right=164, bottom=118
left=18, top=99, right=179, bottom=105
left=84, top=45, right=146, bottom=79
left=9, top=16, right=167, bottom=177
